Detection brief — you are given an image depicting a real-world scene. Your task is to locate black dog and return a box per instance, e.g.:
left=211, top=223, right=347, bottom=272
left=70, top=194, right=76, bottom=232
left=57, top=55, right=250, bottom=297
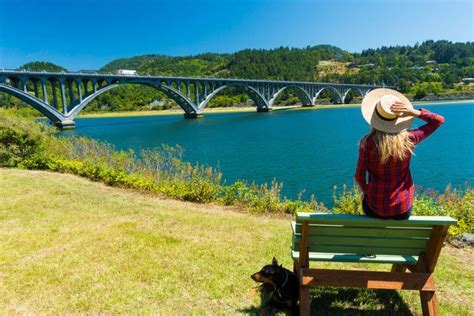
left=251, top=257, right=299, bottom=315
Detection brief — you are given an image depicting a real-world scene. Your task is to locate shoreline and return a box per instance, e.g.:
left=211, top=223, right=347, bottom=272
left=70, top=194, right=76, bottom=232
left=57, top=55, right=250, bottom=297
left=75, top=98, right=474, bottom=119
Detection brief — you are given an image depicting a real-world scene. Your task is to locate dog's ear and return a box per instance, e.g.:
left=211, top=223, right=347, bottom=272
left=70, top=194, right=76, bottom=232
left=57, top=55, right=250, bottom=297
left=272, top=257, right=278, bottom=265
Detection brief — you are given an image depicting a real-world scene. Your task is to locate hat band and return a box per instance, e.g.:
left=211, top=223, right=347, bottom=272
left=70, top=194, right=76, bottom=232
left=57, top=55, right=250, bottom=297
left=375, top=105, right=397, bottom=121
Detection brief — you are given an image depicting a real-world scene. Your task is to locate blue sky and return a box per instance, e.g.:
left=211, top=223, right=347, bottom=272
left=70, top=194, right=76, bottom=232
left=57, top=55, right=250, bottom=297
left=0, top=0, right=472, bottom=70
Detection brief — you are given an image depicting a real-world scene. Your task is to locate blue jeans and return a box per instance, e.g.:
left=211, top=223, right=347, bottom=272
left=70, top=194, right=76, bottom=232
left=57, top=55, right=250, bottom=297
left=362, top=198, right=412, bottom=220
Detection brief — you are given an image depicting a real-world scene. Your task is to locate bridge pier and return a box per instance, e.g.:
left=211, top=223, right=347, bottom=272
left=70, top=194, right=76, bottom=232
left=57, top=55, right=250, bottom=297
left=53, top=119, right=76, bottom=130
left=183, top=113, right=204, bottom=119
left=257, top=107, right=272, bottom=112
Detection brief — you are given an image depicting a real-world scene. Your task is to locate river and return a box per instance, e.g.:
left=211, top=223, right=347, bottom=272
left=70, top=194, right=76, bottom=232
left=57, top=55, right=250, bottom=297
left=64, top=102, right=474, bottom=207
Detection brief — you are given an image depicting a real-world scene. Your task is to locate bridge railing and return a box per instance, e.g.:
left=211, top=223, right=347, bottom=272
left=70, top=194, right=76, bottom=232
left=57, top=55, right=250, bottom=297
left=0, top=69, right=391, bottom=89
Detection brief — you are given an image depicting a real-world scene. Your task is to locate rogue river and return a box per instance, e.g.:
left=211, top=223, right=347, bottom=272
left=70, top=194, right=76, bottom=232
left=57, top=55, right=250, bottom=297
left=64, top=102, right=474, bottom=207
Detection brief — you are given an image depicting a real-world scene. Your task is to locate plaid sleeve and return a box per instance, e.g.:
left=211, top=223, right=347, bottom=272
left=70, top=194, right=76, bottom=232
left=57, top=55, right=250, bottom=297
left=409, top=108, right=445, bottom=144
left=355, top=137, right=368, bottom=193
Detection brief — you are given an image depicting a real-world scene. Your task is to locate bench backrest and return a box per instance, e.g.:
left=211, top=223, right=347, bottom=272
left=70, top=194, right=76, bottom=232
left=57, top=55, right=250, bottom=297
left=293, top=213, right=457, bottom=257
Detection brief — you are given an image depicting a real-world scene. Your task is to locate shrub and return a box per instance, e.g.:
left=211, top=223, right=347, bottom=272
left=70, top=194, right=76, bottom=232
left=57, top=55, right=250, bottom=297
left=220, top=181, right=255, bottom=206
left=0, top=110, right=50, bottom=167
left=412, top=188, right=445, bottom=217
left=159, top=177, right=221, bottom=203
left=220, top=180, right=327, bottom=214
left=332, top=184, right=363, bottom=215
left=431, top=185, right=473, bottom=239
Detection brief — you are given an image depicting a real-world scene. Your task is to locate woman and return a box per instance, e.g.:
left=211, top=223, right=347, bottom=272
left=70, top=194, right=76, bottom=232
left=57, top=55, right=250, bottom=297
left=355, top=89, right=444, bottom=219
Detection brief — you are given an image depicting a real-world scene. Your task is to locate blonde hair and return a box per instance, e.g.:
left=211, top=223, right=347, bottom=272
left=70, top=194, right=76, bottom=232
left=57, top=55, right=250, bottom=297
left=369, top=129, right=415, bottom=164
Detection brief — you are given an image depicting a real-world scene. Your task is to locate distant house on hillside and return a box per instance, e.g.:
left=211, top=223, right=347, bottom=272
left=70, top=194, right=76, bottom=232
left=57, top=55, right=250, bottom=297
left=409, top=66, right=425, bottom=70
left=347, top=62, right=359, bottom=69
left=361, top=63, right=375, bottom=68
left=461, top=78, right=474, bottom=84
left=426, top=60, right=438, bottom=66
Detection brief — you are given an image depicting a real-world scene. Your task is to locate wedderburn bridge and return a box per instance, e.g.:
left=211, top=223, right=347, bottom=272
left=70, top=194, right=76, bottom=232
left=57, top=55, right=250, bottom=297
left=0, top=69, right=383, bottom=128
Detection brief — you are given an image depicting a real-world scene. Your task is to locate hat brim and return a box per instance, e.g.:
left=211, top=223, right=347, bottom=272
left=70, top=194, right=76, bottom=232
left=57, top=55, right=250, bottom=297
left=361, top=88, right=414, bottom=133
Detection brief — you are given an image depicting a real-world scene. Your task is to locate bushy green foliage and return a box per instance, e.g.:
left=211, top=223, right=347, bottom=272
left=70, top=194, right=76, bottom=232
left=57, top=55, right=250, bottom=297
left=331, top=184, right=363, bottom=215
left=160, top=178, right=221, bottom=203
left=18, top=61, right=67, bottom=72
left=410, top=82, right=444, bottom=100
left=0, top=110, right=51, bottom=167
left=228, top=45, right=349, bottom=81
left=220, top=180, right=327, bottom=214
left=225, top=180, right=284, bottom=213
left=414, top=185, right=474, bottom=238
left=100, top=53, right=229, bottom=77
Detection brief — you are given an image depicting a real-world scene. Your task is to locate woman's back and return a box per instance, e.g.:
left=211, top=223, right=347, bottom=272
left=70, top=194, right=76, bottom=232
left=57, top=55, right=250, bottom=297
left=355, top=108, right=445, bottom=218
left=359, top=132, right=415, bottom=217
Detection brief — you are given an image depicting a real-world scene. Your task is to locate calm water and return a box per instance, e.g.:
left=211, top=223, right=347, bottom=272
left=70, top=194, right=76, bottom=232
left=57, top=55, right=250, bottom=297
left=64, top=103, right=474, bottom=206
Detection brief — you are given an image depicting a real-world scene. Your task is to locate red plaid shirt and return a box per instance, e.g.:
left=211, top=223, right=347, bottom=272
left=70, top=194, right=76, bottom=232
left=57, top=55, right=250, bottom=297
left=355, top=109, right=445, bottom=218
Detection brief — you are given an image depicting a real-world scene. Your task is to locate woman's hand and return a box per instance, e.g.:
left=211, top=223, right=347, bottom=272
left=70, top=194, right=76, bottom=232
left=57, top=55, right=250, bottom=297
left=390, top=102, right=421, bottom=117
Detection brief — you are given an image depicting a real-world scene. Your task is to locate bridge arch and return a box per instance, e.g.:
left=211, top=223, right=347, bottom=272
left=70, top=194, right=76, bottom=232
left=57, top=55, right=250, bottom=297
left=66, top=84, right=119, bottom=118
left=341, top=87, right=365, bottom=104
left=67, top=81, right=200, bottom=119
left=0, top=80, right=201, bottom=127
left=268, top=85, right=313, bottom=107
left=0, top=83, right=67, bottom=124
left=197, top=83, right=269, bottom=111
left=314, top=86, right=344, bottom=104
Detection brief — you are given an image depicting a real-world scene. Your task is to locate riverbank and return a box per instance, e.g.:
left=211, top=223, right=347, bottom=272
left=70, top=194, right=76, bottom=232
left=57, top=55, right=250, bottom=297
left=1, top=168, right=472, bottom=314
left=77, top=105, right=300, bottom=118
left=76, top=99, right=474, bottom=119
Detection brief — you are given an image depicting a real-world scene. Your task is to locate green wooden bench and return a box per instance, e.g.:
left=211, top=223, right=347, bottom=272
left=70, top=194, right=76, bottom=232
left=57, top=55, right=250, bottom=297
left=291, top=212, right=457, bottom=316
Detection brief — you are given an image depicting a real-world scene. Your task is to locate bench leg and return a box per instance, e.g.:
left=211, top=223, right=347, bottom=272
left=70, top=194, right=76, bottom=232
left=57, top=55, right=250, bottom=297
left=420, top=291, right=439, bottom=316
left=391, top=264, right=407, bottom=273
left=299, top=285, right=310, bottom=316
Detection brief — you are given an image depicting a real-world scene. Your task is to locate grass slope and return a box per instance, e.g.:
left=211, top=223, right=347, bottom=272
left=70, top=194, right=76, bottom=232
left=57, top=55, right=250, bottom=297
left=0, top=169, right=473, bottom=315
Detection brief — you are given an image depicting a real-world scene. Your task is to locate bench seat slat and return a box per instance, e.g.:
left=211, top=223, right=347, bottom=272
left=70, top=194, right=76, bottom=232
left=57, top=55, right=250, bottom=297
left=293, top=235, right=428, bottom=249
left=296, top=213, right=457, bottom=226
left=292, top=222, right=433, bottom=238
left=292, top=251, right=418, bottom=265
left=298, top=244, right=421, bottom=256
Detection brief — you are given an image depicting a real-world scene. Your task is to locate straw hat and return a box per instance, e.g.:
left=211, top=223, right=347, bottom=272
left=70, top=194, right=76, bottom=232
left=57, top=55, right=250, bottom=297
left=361, top=88, right=414, bottom=133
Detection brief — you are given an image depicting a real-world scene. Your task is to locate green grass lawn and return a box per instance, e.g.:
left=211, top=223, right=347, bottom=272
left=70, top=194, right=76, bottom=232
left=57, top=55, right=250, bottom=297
left=0, top=169, right=472, bottom=315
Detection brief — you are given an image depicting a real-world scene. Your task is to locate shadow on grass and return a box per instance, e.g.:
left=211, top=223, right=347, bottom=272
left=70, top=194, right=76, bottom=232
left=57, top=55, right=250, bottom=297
left=309, top=287, right=415, bottom=315
left=239, top=287, right=414, bottom=316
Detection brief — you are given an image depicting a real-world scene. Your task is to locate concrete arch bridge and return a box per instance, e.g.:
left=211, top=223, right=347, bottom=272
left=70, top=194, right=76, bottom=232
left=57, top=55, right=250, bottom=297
left=0, top=70, right=383, bottom=128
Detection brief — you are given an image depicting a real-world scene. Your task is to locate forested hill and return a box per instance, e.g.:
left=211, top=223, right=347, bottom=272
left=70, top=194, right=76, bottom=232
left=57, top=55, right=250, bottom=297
left=99, top=41, right=474, bottom=92
left=100, top=53, right=230, bottom=77
left=5, top=40, right=474, bottom=112
left=99, top=45, right=349, bottom=80
left=19, top=61, right=67, bottom=72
